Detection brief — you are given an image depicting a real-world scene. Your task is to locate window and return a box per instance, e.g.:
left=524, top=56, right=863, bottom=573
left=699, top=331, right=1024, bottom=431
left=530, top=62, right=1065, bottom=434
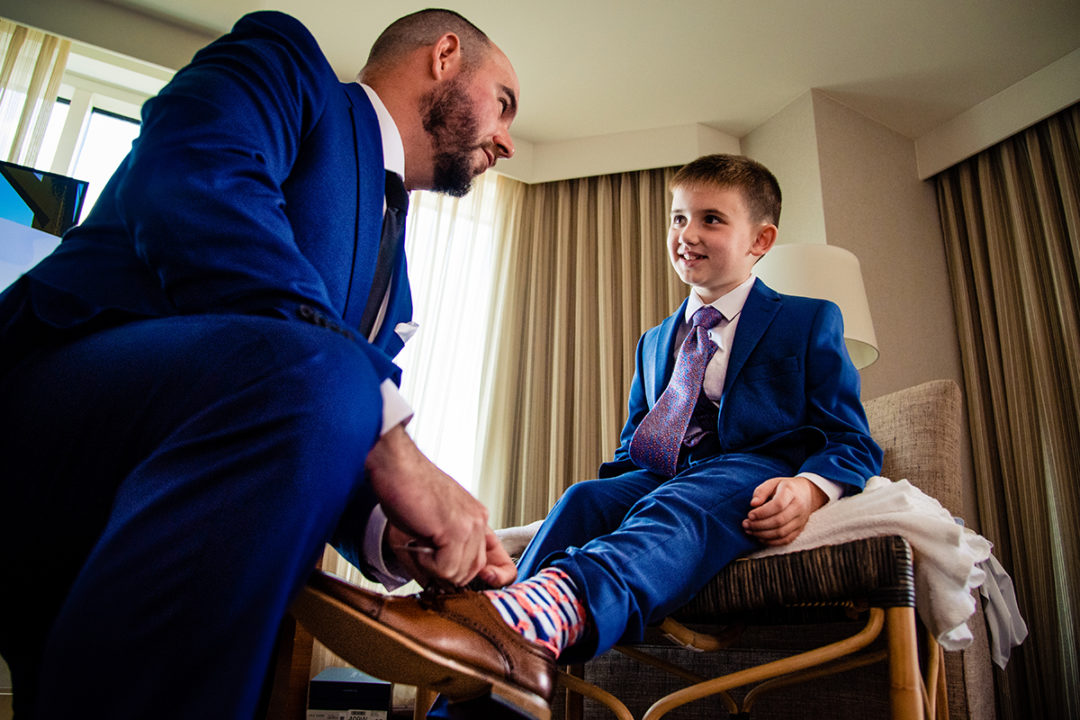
left=396, top=174, right=502, bottom=494
left=69, top=108, right=140, bottom=220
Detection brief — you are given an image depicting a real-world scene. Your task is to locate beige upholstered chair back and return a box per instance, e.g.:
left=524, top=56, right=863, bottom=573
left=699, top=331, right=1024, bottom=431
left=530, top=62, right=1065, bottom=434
left=863, top=379, right=964, bottom=518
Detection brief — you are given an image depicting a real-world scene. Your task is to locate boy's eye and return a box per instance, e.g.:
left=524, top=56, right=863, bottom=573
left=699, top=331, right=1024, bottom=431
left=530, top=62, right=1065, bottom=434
left=704, top=214, right=724, bottom=224
left=671, top=215, right=687, bottom=226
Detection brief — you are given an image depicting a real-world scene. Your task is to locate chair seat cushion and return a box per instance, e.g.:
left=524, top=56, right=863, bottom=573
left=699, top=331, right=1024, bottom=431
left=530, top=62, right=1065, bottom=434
left=672, top=535, right=914, bottom=624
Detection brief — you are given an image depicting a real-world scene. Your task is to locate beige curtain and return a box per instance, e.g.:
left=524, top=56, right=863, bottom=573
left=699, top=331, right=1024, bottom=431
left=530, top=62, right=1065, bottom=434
left=936, top=103, right=1080, bottom=720
left=0, top=19, right=70, bottom=166
left=475, top=167, right=685, bottom=528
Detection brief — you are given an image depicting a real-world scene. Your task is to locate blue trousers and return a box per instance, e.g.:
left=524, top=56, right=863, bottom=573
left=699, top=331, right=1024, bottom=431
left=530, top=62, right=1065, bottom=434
left=427, top=451, right=788, bottom=718
left=516, top=451, right=788, bottom=663
left=0, top=315, right=384, bottom=719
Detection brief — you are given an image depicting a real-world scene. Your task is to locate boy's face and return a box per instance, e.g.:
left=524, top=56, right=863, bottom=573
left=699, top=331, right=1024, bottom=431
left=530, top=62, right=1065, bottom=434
left=667, top=184, right=777, bottom=304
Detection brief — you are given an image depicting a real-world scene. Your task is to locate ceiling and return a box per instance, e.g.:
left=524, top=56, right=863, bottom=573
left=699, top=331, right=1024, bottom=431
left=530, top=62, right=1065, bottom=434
left=103, top=0, right=1080, bottom=148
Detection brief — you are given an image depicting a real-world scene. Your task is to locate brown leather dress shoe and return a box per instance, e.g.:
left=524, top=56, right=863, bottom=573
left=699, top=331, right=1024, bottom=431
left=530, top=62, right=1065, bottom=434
left=291, top=571, right=556, bottom=720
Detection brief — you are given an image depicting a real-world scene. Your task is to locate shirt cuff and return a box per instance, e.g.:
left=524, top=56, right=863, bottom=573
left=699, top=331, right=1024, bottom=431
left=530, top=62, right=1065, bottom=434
left=379, top=379, right=413, bottom=435
left=798, top=472, right=844, bottom=504
left=362, top=504, right=412, bottom=591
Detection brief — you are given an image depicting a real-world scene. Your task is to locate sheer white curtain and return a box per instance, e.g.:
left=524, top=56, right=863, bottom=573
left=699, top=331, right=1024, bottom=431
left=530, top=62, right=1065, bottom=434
left=0, top=19, right=70, bottom=166
left=312, top=170, right=524, bottom=676
left=396, top=170, right=525, bottom=493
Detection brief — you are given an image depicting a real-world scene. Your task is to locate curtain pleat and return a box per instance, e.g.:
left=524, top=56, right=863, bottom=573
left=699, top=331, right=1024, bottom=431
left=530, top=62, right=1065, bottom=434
left=936, top=103, right=1080, bottom=720
left=0, top=20, right=70, bottom=166
left=475, top=167, right=683, bottom=528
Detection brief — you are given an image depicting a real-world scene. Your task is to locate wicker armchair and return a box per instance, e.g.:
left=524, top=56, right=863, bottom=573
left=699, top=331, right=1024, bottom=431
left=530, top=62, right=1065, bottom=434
left=554, top=379, right=995, bottom=720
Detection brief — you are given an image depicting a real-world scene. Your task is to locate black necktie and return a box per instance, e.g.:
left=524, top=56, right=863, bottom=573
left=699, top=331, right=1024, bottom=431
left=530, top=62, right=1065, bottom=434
left=359, top=171, right=409, bottom=338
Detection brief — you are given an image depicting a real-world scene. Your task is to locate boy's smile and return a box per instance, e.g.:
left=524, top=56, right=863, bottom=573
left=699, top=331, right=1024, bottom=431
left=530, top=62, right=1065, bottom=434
left=667, top=185, right=776, bottom=304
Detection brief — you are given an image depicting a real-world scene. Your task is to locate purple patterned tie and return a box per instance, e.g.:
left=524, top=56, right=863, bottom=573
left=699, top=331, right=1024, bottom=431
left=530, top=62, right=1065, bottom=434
left=629, top=305, right=723, bottom=476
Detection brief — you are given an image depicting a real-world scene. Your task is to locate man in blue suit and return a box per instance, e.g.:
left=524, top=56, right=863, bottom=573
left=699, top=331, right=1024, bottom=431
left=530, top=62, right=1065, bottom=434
left=0, top=9, right=523, bottom=718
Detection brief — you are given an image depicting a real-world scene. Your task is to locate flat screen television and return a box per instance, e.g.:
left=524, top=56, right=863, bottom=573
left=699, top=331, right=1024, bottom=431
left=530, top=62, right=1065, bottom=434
left=0, top=160, right=88, bottom=292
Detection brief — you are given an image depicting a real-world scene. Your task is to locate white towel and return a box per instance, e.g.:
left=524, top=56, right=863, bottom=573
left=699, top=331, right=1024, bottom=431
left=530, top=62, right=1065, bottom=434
left=750, top=476, right=993, bottom=650
left=978, top=552, right=1028, bottom=667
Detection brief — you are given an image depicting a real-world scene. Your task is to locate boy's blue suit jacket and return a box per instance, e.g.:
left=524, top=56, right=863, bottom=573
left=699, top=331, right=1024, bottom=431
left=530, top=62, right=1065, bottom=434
left=4, top=11, right=410, bottom=384
left=600, top=278, right=882, bottom=492
left=0, top=12, right=410, bottom=571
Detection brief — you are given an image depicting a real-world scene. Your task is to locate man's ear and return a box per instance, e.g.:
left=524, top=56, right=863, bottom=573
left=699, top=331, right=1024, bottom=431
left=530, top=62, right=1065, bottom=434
left=428, top=32, right=462, bottom=79
left=751, top=224, right=778, bottom=258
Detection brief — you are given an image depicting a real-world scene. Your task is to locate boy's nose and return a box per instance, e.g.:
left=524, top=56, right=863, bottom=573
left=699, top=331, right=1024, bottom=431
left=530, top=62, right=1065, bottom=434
left=678, top=227, right=699, bottom=245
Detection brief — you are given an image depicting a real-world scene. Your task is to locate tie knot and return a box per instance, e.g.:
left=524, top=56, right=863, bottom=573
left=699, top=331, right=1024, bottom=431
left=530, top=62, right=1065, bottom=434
left=692, top=305, right=723, bottom=329
left=385, top=170, right=409, bottom=214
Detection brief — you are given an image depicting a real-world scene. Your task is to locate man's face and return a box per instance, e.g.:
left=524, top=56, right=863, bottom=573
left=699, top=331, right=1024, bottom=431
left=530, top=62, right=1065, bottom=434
left=420, top=49, right=518, bottom=197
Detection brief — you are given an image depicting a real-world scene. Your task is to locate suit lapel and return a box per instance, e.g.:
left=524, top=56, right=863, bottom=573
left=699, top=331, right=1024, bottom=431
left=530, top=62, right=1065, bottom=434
left=341, top=83, right=387, bottom=332
left=723, top=278, right=782, bottom=394
left=649, top=299, right=689, bottom=404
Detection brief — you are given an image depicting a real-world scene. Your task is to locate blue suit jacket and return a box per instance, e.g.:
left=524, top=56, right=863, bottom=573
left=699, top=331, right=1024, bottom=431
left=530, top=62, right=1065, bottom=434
left=3, top=11, right=410, bottom=383
left=0, top=12, right=410, bottom=574
left=600, top=278, right=882, bottom=492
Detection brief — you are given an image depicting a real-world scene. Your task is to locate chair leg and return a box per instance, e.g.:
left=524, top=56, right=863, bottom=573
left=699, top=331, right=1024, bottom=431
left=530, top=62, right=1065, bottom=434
left=414, top=686, right=437, bottom=720
left=642, top=609, right=886, bottom=720
left=886, top=607, right=924, bottom=720
left=261, top=615, right=315, bottom=720
left=565, top=664, right=584, bottom=720
left=558, top=667, right=634, bottom=720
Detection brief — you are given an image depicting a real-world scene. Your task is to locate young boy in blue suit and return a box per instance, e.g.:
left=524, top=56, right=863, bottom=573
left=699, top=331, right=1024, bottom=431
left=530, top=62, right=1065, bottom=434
left=477, top=153, right=884, bottom=662
left=398, top=152, right=884, bottom=717
left=483, top=153, right=885, bottom=662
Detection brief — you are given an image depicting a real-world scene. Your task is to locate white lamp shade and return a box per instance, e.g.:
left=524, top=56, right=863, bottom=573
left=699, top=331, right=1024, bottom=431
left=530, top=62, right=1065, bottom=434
left=754, top=243, right=879, bottom=369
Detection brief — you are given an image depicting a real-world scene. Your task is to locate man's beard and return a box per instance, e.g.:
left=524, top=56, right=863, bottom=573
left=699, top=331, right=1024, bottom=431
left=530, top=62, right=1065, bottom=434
left=420, top=76, right=484, bottom=198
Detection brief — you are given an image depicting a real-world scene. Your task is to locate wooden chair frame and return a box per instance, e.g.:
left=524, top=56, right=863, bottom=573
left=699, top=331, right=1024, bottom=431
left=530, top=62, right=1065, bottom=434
left=560, top=535, right=942, bottom=720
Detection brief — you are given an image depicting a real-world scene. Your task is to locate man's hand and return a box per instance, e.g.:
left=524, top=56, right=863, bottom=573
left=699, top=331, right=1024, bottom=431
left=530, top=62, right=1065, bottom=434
left=366, top=423, right=498, bottom=587
left=742, top=476, right=827, bottom=546
left=386, top=522, right=517, bottom=589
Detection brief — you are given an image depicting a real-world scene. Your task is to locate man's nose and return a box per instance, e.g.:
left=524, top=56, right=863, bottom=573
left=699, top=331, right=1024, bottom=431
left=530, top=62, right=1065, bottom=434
left=494, top=127, right=514, bottom=159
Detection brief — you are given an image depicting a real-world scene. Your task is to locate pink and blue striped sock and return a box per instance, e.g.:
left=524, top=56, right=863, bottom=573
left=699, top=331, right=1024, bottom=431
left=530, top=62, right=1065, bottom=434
left=484, top=567, right=586, bottom=657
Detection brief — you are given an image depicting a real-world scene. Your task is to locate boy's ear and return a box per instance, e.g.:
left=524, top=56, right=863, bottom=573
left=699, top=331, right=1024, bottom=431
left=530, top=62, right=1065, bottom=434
left=428, top=32, right=463, bottom=80
left=751, top=224, right=778, bottom=258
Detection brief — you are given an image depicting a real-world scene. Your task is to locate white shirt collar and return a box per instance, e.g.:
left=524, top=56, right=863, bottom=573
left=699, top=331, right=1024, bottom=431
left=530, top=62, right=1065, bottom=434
left=357, top=82, right=405, bottom=179
left=684, top=275, right=756, bottom=324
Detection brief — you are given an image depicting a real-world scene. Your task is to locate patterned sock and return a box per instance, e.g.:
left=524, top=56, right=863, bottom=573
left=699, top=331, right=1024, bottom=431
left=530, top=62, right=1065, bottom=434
left=484, top=567, right=586, bottom=657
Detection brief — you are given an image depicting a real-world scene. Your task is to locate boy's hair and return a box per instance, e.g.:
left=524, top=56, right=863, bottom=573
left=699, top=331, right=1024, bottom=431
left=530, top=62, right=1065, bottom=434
left=364, top=9, right=492, bottom=75
left=671, top=154, right=782, bottom=227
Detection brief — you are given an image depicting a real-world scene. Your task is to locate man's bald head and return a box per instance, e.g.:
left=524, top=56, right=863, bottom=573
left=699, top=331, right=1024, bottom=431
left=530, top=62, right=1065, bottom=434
left=361, top=8, right=493, bottom=80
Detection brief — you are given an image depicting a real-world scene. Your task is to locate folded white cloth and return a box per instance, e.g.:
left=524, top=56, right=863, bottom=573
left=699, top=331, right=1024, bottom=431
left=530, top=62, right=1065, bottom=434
left=751, top=476, right=994, bottom=650
left=496, top=519, right=545, bottom=558
left=978, top=552, right=1028, bottom=667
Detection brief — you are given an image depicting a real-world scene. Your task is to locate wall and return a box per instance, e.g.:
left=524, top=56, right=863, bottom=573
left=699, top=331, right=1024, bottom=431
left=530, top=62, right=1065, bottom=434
left=744, top=90, right=978, bottom=527
left=740, top=91, right=828, bottom=247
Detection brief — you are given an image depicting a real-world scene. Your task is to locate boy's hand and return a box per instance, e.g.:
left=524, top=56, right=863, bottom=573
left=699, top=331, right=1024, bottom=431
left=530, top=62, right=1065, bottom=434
left=742, top=476, right=827, bottom=546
